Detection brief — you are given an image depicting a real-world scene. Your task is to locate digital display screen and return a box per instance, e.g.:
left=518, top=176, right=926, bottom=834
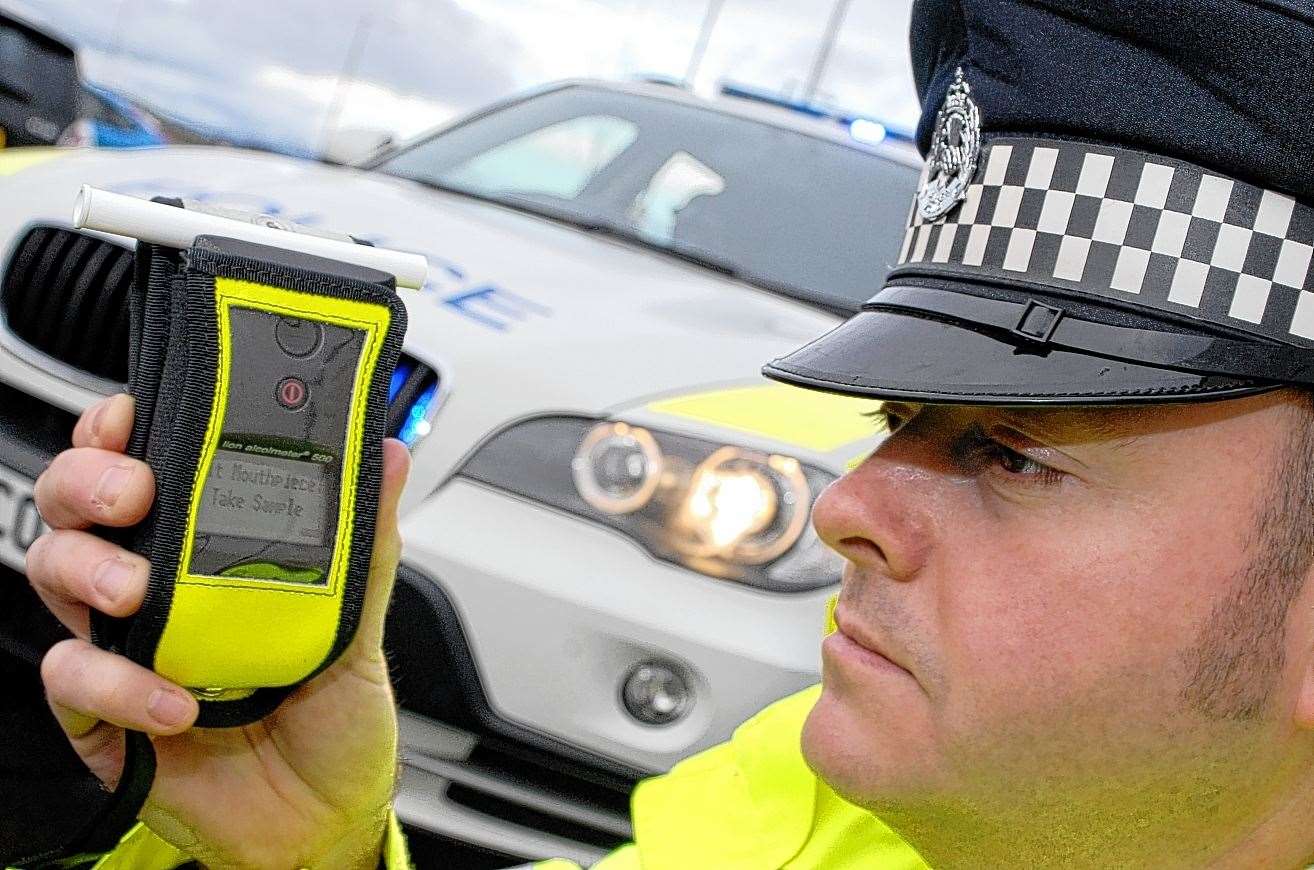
left=184, top=305, right=364, bottom=584
left=195, top=449, right=329, bottom=546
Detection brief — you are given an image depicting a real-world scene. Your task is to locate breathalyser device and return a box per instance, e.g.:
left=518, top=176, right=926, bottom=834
left=74, top=185, right=421, bottom=724
left=12, top=188, right=423, bottom=867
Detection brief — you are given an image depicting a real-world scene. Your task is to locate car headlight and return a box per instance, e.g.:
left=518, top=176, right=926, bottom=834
left=456, top=415, right=842, bottom=591
left=572, top=421, right=664, bottom=514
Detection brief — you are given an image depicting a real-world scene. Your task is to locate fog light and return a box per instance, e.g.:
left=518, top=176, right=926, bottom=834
left=621, top=661, right=691, bottom=726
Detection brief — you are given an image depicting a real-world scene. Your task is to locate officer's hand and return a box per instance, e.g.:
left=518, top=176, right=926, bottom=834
left=27, top=393, right=409, bottom=869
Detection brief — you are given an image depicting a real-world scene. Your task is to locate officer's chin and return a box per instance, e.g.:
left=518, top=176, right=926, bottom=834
left=802, top=679, right=947, bottom=810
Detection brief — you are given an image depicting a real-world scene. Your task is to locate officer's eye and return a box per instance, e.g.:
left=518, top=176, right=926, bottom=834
left=989, top=443, right=1046, bottom=476
left=865, top=404, right=911, bottom=433
left=870, top=409, right=900, bottom=432
left=955, top=426, right=1064, bottom=486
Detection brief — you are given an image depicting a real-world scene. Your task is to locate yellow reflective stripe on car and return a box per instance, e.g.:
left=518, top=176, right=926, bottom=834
left=0, top=147, right=67, bottom=177
left=647, top=383, right=878, bottom=453
left=846, top=448, right=874, bottom=471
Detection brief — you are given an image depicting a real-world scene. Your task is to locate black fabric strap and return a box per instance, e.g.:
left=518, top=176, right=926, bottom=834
left=19, top=731, right=155, bottom=868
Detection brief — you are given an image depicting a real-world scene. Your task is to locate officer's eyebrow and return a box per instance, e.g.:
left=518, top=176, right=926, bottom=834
left=995, top=406, right=1151, bottom=445
left=875, top=402, right=1152, bottom=446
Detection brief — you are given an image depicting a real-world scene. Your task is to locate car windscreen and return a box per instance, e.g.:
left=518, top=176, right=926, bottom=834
left=375, top=85, right=920, bottom=310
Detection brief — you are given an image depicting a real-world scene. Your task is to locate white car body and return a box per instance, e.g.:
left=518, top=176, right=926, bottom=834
left=0, top=80, right=915, bottom=865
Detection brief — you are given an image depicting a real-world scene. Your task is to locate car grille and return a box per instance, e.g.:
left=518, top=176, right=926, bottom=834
left=399, top=714, right=634, bottom=864
left=0, top=227, right=439, bottom=441
left=387, top=566, right=640, bottom=865
left=449, top=738, right=633, bottom=849
left=1, top=226, right=134, bottom=382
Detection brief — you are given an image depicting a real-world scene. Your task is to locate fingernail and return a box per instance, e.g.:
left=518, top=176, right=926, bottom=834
left=94, top=464, right=133, bottom=508
left=87, top=398, right=110, bottom=446
left=147, top=688, right=192, bottom=728
left=93, top=558, right=135, bottom=605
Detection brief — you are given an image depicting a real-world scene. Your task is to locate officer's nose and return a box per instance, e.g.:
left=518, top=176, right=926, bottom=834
left=812, top=430, right=939, bottom=583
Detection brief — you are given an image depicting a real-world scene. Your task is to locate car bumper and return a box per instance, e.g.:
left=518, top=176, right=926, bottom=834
left=398, top=478, right=828, bottom=771
left=388, top=479, right=829, bottom=863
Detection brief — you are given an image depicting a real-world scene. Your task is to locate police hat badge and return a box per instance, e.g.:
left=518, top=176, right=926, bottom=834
left=917, top=67, right=980, bottom=222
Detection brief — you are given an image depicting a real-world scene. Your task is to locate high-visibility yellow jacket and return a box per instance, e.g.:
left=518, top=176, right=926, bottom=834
left=535, top=684, right=927, bottom=870
left=89, top=684, right=927, bottom=869
left=84, top=810, right=413, bottom=869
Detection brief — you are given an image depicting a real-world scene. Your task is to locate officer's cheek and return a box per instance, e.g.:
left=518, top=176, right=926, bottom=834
left=931, top=429, right=1276, bottom=752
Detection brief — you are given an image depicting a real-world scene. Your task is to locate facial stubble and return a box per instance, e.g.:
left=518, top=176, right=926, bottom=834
left=1180, top=397, right=1314, bottom=721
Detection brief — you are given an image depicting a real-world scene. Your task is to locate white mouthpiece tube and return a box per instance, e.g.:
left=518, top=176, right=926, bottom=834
left=72, top=185, right=429, bottom=289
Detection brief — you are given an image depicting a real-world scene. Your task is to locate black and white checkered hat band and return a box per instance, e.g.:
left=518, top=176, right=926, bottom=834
left=893, top=137, right=1314, bottom=348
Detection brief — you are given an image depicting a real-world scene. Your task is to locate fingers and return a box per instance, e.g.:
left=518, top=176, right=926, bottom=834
left=26, top=530, right=150, bottom=638
left=42, top=638, right=197, bottom=739
left=71, top=393, right=136, bottom=451
left=351, top=439, right=410, bottom=656
left=34, top=447, right=154, bottom=530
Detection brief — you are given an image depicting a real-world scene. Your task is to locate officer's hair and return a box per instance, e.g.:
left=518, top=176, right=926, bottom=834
left=1180, top=389, right=1314, bottom=720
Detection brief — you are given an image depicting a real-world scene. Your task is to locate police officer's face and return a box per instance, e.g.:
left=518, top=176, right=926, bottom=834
left=804, top=389, right=1314, bottom=837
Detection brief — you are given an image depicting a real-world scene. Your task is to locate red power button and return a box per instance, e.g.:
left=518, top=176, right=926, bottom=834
left=277, top=376, right=309, bottom=410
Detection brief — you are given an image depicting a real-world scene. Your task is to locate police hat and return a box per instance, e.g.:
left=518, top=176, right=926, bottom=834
left=764, top=0, right=1314, bottom=404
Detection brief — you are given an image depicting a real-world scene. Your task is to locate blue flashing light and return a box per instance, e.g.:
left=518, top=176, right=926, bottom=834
left=718, top=80, right=915, bottom=145
left=719, top=82, right=829, bottom=117
left=388, top=359, right=414, bottom=403
left=398, top=381, right=438, bottom=446
left=849, top=118, right=887, bottom=146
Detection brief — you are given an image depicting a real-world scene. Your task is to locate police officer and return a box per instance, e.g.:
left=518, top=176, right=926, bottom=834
left=24, top=0, right=1314, bottom=866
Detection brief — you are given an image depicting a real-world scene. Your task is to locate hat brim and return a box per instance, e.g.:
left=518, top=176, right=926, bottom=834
left=763, top=286, right=1273, bottom=406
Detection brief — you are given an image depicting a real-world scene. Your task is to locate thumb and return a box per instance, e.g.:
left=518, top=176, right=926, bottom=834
left=349, top=437, right=410, bottom=657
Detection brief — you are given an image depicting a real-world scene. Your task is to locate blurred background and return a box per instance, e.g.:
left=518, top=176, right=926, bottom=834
left=1, top=0, right=918, bottom=157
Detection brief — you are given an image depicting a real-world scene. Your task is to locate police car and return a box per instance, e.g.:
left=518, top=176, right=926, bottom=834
left=0, top=79, right=917, bottom=865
